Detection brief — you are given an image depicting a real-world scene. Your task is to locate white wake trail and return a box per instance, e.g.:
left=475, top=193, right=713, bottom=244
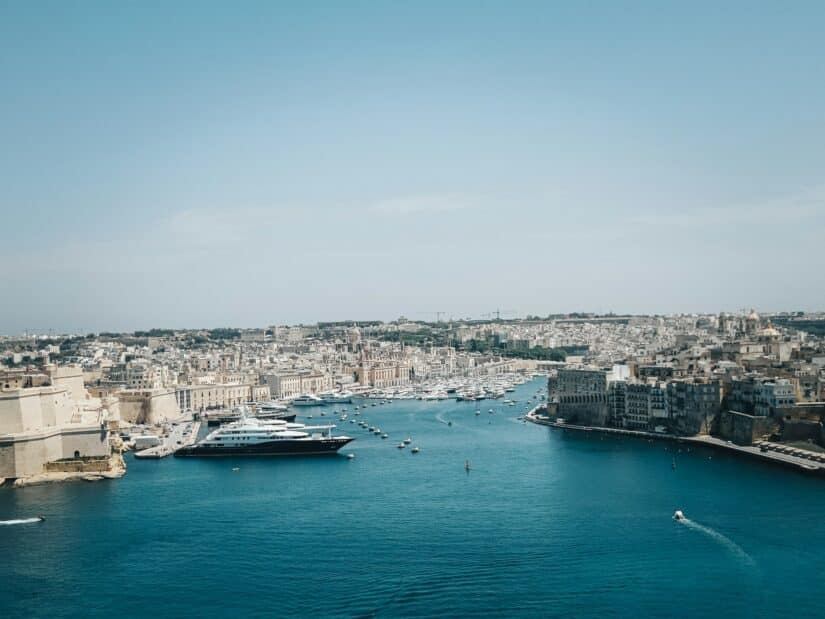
left=678, top=517, right=754, bottom=566
left=0, top=518, right=42, bottom=526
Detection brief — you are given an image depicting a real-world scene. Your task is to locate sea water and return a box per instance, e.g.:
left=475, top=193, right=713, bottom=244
left=3, top=378, right=825, bottom=618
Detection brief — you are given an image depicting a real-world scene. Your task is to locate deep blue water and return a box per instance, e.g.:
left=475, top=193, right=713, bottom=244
left=3, top=378, right=825, bottom=618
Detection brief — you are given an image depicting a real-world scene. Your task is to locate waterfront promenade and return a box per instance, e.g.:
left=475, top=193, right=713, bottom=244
left=526, top=408, right=825, bottom=476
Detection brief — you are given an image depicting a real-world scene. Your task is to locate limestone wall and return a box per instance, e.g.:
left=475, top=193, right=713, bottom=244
left=781, top=419, right=823, bottom=445
left=0, top=431, right=63, bottom=478
left=719, top=411, right=778, bottom=446
left=60, top=426, right=110, bottom=460
left=45, top=457, right=110, bottom=473
left=0, top=387, right=74, bottom=434
left=119, top=389, right=180, bottom=424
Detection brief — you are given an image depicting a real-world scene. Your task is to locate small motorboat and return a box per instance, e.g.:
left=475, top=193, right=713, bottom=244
left=673, top=510, right=685, bottom=521
left=382, top=433, right=388, bottom=439
left=231, top=467, right=240, bottom=472
left=411, top=447, right=420, bottom=454
left=346, top=453, right=355, bottom=460
left=397, top=443, right=405, bottom=449
left=403, top=437, right=412, bottom=444
left=465, top=460, right=471, bottom=471
left=37, top=515, right=46, bottom=522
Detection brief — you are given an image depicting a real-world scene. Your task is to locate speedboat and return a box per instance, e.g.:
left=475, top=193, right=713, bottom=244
left=673, top=510, right=685, bottom=521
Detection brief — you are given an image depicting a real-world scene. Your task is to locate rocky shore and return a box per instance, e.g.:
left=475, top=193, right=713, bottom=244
left=10, top=452, right=126, bottom=489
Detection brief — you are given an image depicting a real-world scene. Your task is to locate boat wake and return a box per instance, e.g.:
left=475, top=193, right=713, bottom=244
left=677, top=517, right=754, bottom=566
left=0, top=518, right=42, bottom=526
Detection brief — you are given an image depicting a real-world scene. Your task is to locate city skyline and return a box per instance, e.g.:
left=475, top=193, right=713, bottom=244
left=3, top=1, right=824, bottom=333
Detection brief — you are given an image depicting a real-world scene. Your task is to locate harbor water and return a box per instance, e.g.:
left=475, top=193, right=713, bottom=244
left=3, top=378, right=825, bottom=618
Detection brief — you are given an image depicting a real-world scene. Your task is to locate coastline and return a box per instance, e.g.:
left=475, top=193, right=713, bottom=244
left=526, top=406, right=825, bottom=477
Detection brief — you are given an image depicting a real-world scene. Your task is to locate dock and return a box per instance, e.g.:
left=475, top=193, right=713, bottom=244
left=526, top=410, right=825, bottom=477
left=133, top=421, right=200, bottom=459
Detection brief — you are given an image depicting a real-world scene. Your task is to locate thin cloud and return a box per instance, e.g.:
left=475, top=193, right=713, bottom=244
left=371, top=194, right=471, bottom=215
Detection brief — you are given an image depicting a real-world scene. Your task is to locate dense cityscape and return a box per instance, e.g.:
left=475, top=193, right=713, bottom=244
left=2, top=310, right=825, bottom=485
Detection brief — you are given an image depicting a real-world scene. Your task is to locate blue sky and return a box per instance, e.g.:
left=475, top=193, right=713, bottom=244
left=2, top=1, right=824, bottom=333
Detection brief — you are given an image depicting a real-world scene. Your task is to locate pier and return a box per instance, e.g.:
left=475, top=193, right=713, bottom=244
left=133, top=421, right=200, bottom=459
left=526, top=409, right=825, bottom=477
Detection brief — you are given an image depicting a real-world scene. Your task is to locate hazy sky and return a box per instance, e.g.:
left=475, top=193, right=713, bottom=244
left=2, top=1, right=824, bottom=333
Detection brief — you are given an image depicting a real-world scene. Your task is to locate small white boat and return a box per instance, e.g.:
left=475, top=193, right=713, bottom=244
left=347, top=453, right=355, bottom=460
left=673, top=510, right=685, bottom=521
left=411, top=446, right=420, bottom=454
left=397, top=443, right=405, bottom=449
left=382, top=433, right=388, bottom=439
left=403, top=437, right=412, bottom=444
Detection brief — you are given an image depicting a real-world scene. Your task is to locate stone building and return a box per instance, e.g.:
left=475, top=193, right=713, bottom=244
left=356, top=362, right=411, bottom=389
left=556, top=368, right=608, bottom=426
left=666, top=378, right=720, bottom=435
left=0, top=365, right=113, bottom=479
left=175, top=382, right=271, bottom=413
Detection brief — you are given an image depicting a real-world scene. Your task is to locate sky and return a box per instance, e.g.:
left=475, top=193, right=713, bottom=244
left=1, top=1, right=824, bottom=333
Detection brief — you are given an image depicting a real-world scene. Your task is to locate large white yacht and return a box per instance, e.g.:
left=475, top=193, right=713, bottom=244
left=175, top=416, right=353, bottom=457
left=320, top=390, right=354, bottom=404
left=291, top=394, right=324, bottom=407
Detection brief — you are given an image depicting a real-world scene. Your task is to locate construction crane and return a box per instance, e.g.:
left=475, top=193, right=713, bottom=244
left=481, top=309, right=516, bottom=321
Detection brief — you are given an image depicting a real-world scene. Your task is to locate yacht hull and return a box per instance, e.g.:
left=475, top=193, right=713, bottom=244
left=175, top=437, right=354, bottom=457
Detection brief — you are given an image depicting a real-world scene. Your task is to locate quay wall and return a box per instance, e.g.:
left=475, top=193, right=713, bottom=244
left=781, top=419, right=823, bottom=445
left=0, top=425, right=110, bottom=478
left=527, top=412, right=825, bottom=477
